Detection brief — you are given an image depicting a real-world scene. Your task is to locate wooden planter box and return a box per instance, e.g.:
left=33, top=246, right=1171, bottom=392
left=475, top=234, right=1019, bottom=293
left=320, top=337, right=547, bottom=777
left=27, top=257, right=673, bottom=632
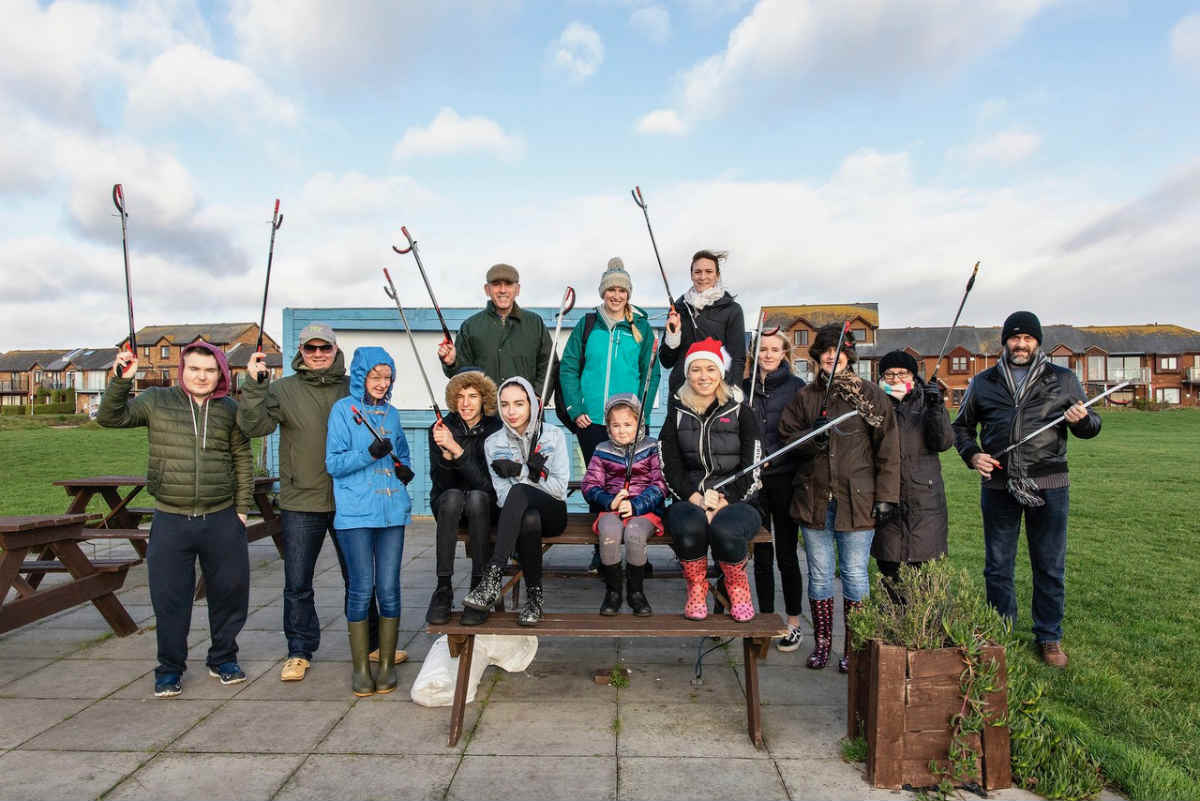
left=847, top=640, right=1011, bottom=790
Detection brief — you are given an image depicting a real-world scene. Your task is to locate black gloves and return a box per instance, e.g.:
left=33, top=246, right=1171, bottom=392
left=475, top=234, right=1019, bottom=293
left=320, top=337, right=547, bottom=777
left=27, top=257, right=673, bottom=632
left=811, top=428, right=830, bottom=452
left=923, top=384, right=943, bottom=408
left=873, top=501, right=898, bottom=524
left=393, top=463, right=414, bottom=484
left=368, top=438, right=393, bottom=459
left=491, top=459, right=523, bottom=479
left=526, top=450, right=548, bottom=482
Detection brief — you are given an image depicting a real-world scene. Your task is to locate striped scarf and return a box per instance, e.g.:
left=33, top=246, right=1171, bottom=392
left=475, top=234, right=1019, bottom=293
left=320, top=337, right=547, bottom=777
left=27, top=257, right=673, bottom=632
left=996, top=348, right=1049, bottom=507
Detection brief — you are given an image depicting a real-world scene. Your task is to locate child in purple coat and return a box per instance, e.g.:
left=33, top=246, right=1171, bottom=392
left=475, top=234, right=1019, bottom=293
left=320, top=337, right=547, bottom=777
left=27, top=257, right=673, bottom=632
left=581, top=394, right=667, bottom=616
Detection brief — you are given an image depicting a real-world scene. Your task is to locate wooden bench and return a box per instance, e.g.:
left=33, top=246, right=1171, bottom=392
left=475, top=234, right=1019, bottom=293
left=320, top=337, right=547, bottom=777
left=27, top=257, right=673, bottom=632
left=428, top=611, right=787, bottom=748
left=457, top=512, right=771, bottom=610
left=0, top=514, right=141, bottom=636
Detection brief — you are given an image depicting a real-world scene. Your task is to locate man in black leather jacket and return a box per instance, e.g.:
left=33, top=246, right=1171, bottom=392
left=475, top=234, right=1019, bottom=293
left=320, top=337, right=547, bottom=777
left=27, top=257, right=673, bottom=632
left=953, top=311, right=1101, bottom=668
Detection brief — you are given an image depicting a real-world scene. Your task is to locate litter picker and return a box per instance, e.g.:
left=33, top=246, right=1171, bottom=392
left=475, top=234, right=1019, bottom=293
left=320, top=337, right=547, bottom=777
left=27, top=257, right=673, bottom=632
left=747, top=309, right=781, bottom=397
left=706, top=411, right=858, bottom=502
left=630, top=186, right=679, bottom=315
left=382, top=267, right=444, bottom=423
left=393, top=226, right=453, bottom=347
left=535, top=286, right=576, bottom=441
left=624, top=332, right=661, bottom=490
left=817, top=320, right=852, bottom=420
left=112, top=184, right=136, bottom=377
left=253, top=198, right=283, bottom=381
left=928, top=261, right=980, bottom=385
left=994, top=381, right=1129, bottom=458
left=349, top=404, right=405, bottom=473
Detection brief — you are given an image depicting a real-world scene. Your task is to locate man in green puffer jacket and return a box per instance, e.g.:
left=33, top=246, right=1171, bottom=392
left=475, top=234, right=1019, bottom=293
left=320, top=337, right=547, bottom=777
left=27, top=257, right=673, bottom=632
left=238, top=324, right=385, bottom=682
left=99, top=341, right=252, bottom=698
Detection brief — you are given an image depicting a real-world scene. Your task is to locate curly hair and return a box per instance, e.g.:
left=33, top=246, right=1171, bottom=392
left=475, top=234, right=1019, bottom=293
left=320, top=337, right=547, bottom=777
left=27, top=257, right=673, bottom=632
left=445, top=371, right=497, bottom=417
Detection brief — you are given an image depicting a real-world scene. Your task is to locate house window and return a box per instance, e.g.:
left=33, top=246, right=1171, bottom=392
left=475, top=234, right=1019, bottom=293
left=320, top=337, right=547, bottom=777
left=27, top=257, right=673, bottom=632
left=1086, top=355, right=1105, bottom=381
left=1159, top=356, right=1178, bottom=371
left=1051, top=355, right=1070, bottom=368
left=793, top=330, right=809, bottom=346
left=854, top=360, right=872, bottom=381
left=793, top=360, right=812, bottom=380
left=1156, top=388, right=1180, bottom=405
left=161, top=346, right=170, bottom=359
left=161, top=370, right=170, bottom=382
left=143, top=347, right=151, bottom=358
left=851, top=327, right=867, bottom=342
left=1107, top=356, right=1141, bottom=382
left=951, top=356, right=968, bottom=373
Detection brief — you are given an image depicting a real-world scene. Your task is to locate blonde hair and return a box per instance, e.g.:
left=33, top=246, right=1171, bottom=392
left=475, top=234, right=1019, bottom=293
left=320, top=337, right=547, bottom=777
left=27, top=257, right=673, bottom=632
left=678, top=380, right=730, bottom=414
left=758, top=331, right=795, bottom=375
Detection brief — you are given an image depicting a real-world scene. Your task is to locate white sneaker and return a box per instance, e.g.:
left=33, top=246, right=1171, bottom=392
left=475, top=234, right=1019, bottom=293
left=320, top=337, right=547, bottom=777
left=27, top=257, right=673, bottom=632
left=776, top=625, right=804, bottom=653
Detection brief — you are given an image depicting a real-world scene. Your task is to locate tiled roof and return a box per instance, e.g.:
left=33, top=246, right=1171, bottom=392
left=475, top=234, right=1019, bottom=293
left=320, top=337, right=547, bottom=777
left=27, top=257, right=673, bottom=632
left=0, top=349, right=72, bottom=371
left=763, top=303, right=879, bottom=330
left=224, top=343, right=284, bottom=368
left=71, top=348, right=120, bottom=371
left=123, top=322, right=259, bottom=347
left=864, top=324, right=1200, bottom=358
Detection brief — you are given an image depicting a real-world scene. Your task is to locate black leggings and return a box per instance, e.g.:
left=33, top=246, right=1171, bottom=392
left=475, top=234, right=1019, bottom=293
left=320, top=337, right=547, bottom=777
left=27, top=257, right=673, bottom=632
left=759, top=476, right=804, bottom=616
left=487, top=483, right=568, bottom=587
left=666, top=501, right=761, bottom=563
left=434, top=489, right=496, bottom=580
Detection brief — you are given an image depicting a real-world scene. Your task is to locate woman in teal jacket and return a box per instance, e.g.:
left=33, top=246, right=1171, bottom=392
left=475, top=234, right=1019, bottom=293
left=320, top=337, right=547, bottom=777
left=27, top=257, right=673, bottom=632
left=558, top=258, right=661, bottom=466
left=326, top=347, right=414, bottom=697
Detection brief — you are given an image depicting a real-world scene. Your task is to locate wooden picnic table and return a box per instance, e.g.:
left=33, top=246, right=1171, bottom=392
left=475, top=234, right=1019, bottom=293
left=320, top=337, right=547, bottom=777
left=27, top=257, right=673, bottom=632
left=0, top=514, right=140, bottom=636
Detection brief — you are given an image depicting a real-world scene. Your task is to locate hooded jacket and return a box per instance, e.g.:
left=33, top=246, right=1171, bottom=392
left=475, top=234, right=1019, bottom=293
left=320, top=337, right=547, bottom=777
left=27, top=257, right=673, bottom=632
left=743, top=364, right=807, bottom=481
left=558, top=306, right=660, bottom=424
left=658, top=385, right=762, bottom=504
left=440, top=301, right=553, bottom=389
left=237, top=348, right=349, bottom=512
left=871, top=378, right=954, bottom=563
left=98, top=341, right=252, bottom=516
left=482, top=376, right=570, bottom=505
left=325, top=347, right=412, bottom=530
left=658, top=291, right=746, bottom=395
left=429, top=411, right=502, bottom=509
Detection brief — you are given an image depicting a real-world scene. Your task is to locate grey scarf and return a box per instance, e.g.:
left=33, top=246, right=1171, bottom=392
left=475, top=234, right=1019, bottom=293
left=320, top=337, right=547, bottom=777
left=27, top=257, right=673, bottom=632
left=996, top=347, right=1049, bottom=506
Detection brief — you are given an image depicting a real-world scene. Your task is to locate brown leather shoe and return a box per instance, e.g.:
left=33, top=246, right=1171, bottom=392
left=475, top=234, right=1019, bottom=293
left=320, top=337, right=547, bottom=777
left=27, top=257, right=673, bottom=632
left=1040, top=641, right=1068, bottom=668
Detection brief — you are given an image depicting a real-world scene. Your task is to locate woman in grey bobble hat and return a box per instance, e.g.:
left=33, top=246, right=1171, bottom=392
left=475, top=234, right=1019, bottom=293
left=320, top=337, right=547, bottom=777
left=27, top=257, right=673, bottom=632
left=558, top=257, right=661, bottom=468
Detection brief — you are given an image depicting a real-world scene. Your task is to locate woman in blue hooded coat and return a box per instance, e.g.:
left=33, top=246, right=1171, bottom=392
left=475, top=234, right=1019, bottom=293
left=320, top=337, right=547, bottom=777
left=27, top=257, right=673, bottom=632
left=326, top=347, right=414, bottom=697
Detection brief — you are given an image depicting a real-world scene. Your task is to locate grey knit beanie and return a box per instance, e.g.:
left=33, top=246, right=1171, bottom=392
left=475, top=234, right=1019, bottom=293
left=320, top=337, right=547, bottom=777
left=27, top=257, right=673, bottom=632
left=599, top=257, right=633, bottom=297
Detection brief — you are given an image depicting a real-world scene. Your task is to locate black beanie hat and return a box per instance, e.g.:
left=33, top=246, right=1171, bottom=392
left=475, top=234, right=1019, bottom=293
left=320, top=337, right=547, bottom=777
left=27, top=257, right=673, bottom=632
left=808, top=323, right=858, bottom=365
left=1002, top=311, right=1043, bottom=344
left=879, top=350, right=919, bottom=376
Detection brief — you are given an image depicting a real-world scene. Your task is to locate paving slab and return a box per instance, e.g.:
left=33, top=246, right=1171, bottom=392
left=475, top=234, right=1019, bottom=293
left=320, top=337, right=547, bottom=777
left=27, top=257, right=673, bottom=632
left=187, top=628, right=281, bottom=663
left=0, top=749, right=148, bottom=801
left=41, top=603, right=156, bottom=630
left=467, top=700, right=616, bottom=757
left=275, top=754, right=459, bottom=801
left=22, top=698, right=222, bottom=752
left=316, top=697, right=479, bottom=754
left=619, top=756, right=789, bottom=800
left=616, top=636, right=745, bottom=666
left=169, top=699, right=351, bottom=753
left=0, top=657, right=53, bottom=688
left=111, top=660, right=277, bottom=700
left=617, top=662, right=745, bottom=705
left=487, top=661, right=616, bottom=704
left=525, top=636, right=619, bottom=664
left=762, top=703, right=846, bottom=758
left=735, top=661, right=848, bottom=705
left=0, top=658, right=149, bottom=699
left=105, top=752, right=306, bottom=800
left=447, top=755, right=616, bottom=800
left=617, top=702, right=767, bottom=759
left=0, top=626, right=108, bottom=658
left=0, top=697, right=92, bottom=749
left=239, top=659, right=419, bottom=701
left=776, top=758, right=917, bottom=800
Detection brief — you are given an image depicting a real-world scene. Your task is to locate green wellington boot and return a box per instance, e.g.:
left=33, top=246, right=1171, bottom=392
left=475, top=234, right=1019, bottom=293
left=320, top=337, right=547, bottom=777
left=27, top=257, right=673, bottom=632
left=348, top=620, right=376, bottom=697
left=375, top=617, right=401, bottom=694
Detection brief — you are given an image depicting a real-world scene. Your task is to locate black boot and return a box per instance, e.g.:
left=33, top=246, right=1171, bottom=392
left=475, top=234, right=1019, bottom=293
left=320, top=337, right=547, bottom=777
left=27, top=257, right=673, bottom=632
left=426, top=583, right=453, bottom=625
left=463, top=564, right=503, bottom=611
left=599, top=564, right=623, bottom=616
left=626, top=563, right=652, bottom=616
left=518, top=585, right=544, bottom=626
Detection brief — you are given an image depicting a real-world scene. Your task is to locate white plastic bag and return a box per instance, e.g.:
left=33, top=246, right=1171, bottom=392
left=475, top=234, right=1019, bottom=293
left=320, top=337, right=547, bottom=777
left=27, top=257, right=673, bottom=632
left=410, top=634, right=538, bottom=707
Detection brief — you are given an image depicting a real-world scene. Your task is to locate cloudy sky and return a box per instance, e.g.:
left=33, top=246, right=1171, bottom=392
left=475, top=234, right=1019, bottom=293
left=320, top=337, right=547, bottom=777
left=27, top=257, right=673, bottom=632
left=3, top=0, right=1199, bottom=350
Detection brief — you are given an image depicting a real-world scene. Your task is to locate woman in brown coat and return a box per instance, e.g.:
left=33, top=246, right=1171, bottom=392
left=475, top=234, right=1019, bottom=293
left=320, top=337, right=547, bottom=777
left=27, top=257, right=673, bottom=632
left=778, top=324, right=900, bottom=671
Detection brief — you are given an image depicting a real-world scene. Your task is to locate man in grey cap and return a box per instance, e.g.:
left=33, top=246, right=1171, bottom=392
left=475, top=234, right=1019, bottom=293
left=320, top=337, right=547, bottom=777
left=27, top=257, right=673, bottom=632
left=241, top=324, right=390, bottom=681
left=438, top=263, right=553, bottom=389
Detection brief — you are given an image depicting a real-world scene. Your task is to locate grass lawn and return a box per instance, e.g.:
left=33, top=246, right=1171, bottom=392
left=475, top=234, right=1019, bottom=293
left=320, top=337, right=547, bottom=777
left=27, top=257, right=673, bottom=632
left=940, top=408, right=1199, bottom=800
left=0, top=409, right=1196, bottom=798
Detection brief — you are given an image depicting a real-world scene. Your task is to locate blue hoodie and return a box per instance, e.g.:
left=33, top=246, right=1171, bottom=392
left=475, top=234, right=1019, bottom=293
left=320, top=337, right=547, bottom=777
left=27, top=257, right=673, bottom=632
left=325, top=347, right=412, bottom=530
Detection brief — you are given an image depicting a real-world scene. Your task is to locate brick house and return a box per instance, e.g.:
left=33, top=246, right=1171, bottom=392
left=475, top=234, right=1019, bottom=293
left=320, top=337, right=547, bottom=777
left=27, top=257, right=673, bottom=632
left=761, top=303, right=880, bottom=383
left=70, top=348, right=120, bottom=415
left=116, top=322, right=283, bottom=392
left=0, top=349, right=71, bottom=407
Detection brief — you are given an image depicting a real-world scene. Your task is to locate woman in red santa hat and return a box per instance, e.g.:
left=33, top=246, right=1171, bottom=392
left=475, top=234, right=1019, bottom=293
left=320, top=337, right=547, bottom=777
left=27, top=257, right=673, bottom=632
left=658, top=338, right=763, bottom=621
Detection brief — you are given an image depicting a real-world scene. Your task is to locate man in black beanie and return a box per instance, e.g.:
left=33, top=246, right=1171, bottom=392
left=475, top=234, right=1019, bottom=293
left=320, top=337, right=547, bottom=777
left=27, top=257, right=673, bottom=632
left=952, top=311, right=1102, bottom=667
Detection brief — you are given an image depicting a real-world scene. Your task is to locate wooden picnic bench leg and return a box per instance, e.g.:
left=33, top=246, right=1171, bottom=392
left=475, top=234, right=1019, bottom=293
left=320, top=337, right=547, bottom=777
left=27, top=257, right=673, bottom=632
left=98, top=487, right=148, bottom=558
left=447, top=633, right=475, bottom=747
left=0, top=547, right=30, bottom=604
left=254, top=490, right=285, bottom=557
left=50, top=541, right=139, bottom=636
left=743, top=636, right=767, bottom=749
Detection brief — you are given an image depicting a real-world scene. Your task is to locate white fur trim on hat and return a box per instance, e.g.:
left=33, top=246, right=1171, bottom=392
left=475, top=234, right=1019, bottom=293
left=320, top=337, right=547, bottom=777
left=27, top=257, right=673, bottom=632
left=683, top=337, right=731, bottom=373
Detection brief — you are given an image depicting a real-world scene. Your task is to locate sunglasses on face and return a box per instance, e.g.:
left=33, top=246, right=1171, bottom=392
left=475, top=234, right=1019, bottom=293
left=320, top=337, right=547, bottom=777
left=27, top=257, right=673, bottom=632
left=302, top=343, right=334, bottom=353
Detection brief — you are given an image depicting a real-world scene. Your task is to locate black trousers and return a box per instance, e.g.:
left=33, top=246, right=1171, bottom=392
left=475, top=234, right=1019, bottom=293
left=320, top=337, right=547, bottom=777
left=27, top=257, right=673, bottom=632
left=758, top=475, right=804, bottom=616
left=666, top=501, right=761, bottom=563
left=575, top=424, right=610, bottom=514
left=434, top=489, right=497, bottom=579
left=487, top=484, right=567, bottom=587
left=148, top=506, right=249, bottom=678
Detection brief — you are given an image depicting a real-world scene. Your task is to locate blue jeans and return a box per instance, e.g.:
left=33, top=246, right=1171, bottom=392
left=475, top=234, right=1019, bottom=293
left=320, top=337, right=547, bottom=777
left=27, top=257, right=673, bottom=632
left=335, top=526, right=406, bottom=621
left=981, top=487, right=1069, bottom=643
left=280, top=510, right=379, bottom=659
left=801, top=501, right=875, bottom=602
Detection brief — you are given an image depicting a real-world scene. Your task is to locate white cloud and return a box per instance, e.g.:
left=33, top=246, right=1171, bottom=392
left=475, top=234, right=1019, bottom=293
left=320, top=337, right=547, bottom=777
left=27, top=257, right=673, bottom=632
left=666, top=0, right=1055, bottom=122
left=548, top=22, right=605, bottom=82
left=127, top=44, right=299, bottom=129
left=635, top=108, right=689, bottom=135
left=1170, top=13, right=1200, bottom=76
left=393, top=108, right=525, bottom=163
left=299, top=172, right=436, bottom=219
left=630, top=5, right=670, bottom=44
left=950, top=128, right=1042, bottom=166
